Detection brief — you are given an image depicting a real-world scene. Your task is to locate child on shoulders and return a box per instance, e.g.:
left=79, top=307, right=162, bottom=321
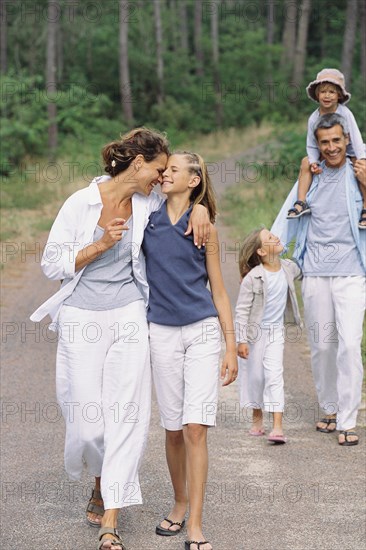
left=287, top=68, right=366, bottom=229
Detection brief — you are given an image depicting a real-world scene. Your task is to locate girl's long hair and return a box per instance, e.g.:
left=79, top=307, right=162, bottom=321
left=239, top=228, right=264, bottom=278
left=174, top=151, right=217, bottom=223
left=102, top=127, right=170, bottom=177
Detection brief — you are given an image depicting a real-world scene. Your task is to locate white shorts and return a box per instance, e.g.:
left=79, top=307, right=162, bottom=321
left=149, top=317, right=221, bottom=430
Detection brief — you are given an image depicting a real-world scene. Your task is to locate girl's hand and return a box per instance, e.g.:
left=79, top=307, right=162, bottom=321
left=237, top=343, right=249, bottom=359
left=99, top=218, right=129, bottom=249
left=220, top=351, right=238, bottom=386
left=310, top=163, right=322, bottom=175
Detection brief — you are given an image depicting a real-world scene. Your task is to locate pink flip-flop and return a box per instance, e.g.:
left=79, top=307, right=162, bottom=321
left=249, top=428, right=265, bottom=436
left=268, top=434, right=287, bottom=444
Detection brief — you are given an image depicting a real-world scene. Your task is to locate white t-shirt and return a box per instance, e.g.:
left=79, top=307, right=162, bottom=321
left=261, top=268, right=288, bottom=327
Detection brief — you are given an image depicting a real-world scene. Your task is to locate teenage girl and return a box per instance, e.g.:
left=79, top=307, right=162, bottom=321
left=142, top=152, right=238, bottom=550
left=235, top=228, right=302, bottom=444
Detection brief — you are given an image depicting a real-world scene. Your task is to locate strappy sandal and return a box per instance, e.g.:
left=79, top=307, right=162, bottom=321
left=358, top=209, right=366, bottom=229
left=286, top=200, right=311, bottom=219
left=98, top=527, right=126, bottom=550
left=338, top=430, right=359, bottom=446
left=185, top=541, right=212, bottom=550
left=156, top=517, right=186, bottom=536
left=316, top=417, right=337, bottom=433
left=86, top=489, right=105, bottom=527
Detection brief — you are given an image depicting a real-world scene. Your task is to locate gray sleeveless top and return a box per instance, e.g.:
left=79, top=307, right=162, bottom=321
left=64, top=216, right=143, bottom=310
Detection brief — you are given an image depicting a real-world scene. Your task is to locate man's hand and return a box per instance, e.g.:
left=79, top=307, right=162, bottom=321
left=310, top=162, right=322, bottom=175
left=185, top=204, right=210, bottom=248
left=354, top=159, right=366, bottom=187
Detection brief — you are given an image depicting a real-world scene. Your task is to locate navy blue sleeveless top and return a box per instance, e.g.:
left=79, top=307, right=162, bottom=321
left=142, top=203, right=218, bottom=326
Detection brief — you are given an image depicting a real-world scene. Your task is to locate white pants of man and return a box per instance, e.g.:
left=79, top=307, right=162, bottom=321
left=56, top=300, right=151, bottom=509
left=149, top=318, right=221, bottom=430
left=302, top=276, right=365, bottom=431
left=238, top=326, right=285, bottom=413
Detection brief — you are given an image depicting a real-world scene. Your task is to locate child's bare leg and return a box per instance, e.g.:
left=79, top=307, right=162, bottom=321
left=288, top=157, right=312, bottom=217
left=298, top=157, right=312, bottom=203
left=249, top=408, right=264, bottom=434
left=270, top=412, right=283, bottom=436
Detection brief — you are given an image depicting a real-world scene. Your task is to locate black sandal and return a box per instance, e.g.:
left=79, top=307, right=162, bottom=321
left=287, top=200, right=311, bottom=219
left=185, top=541, right=211, bottom=550
left=338, top=430, right=359, bottom=446
left=316, top=417, right=337, bottom=433
left=358, top=208, right=366, bottom=229
left=156, top=517, right=185, bottom=536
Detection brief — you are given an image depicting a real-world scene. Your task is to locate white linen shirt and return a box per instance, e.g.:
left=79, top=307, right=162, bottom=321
left=30, top=175, right=164, bottom=327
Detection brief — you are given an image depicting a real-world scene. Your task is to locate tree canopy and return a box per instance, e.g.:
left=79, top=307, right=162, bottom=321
left=1, top=0, right=365, bottom=173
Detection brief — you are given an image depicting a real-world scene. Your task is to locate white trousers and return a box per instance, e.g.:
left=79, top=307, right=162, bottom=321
left=238, top=326, right=285, bottom=413
left=302, top=276, right=365, bottom=431
left=150, top=318, right=221, bottom=430
left=56, top=300, right=151, bottom=509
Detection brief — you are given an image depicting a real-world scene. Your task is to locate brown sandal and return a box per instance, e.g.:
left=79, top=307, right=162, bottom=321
left=98, top=527, right=126, bottom=550
left=86, top=489, right=105, bottom=527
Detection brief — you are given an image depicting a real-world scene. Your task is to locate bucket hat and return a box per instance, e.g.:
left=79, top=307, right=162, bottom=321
left=306, top=68, right=351, bottom=104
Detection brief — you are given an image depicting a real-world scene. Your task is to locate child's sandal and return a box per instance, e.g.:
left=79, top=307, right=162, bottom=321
left=287, top=200, right=311, bottom=219
left=358, top=208, right=366, bottom=229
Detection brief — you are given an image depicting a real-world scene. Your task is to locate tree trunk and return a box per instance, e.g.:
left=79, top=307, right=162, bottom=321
left=169, top=0, right=178, bottom=52
left=179, top=0, right=189, bottom=52
left=292, top=0, right=312, bottom=88
left=267, top=0, right=275, bottom=45
left=280, top=0, right=297, bottom=72
left=211, top=4, right=223, bottom=127
left=0, top=0, right=7, bottom=74
left=341, top=0, right=358, bottom=87
left=57, top=19, right=63, bottom=83
left=360, top=0, right=366, bottom=84
left=194, top=0, right=204, bottom=77
left=46, top=0, right=58, bottom=157
left=266, top=0, right=276, bottom=84
left=120, top=0, right=134, bottom=125
left=153, top=0, right=164, bottom=105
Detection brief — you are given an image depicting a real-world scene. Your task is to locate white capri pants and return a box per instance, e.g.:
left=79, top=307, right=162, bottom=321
left=238, top=326, right=285, bottom=413
left=149, top=317, right=222, bottom=430
left=56, top=300, right=151, bottom=509
left=302, top=276, right=365, bottom=431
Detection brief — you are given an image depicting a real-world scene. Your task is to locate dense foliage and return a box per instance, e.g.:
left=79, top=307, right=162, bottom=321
left=1, top=0, right=365, bottom=173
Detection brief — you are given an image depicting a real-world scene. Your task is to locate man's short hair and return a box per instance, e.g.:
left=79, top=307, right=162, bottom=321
left=313, top=113, right=349, bottom=139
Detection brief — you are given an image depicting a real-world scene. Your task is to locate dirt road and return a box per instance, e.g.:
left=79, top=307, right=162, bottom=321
left=1, top=150, right=365, bottom=549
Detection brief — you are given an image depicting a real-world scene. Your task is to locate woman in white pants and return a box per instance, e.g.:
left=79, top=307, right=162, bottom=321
left=143, top=152, right=238, bottom=550
left=31, top=129, right=209, bottom=550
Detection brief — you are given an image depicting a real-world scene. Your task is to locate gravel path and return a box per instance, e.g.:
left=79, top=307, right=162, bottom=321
left=1, top=150, right=365, bottom=549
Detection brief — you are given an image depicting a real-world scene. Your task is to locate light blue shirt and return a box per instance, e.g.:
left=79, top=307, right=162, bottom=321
left=271, top=159, right=366, bottom=275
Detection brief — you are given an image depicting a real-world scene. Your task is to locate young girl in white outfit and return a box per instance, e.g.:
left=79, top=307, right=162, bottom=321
left=235, top=228, right=302, bottom=444
left=143, top=152, right=238, bottom=550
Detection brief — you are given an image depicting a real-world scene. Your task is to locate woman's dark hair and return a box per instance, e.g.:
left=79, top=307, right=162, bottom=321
left=102, top=127, right=170, bottom=176
left=173, top=151, right=217, bottom=223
